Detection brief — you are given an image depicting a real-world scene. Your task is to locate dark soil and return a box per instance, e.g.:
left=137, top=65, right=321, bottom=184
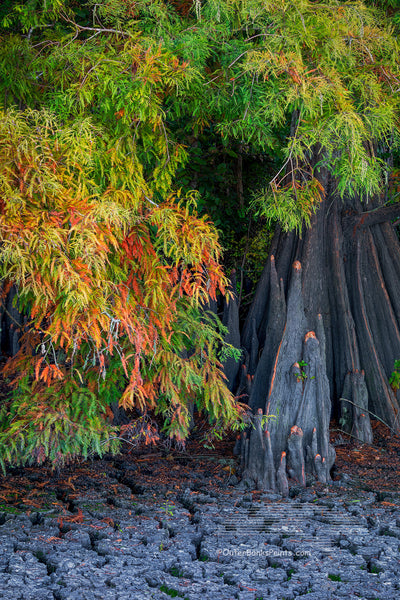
left=0, top=418, right=399, bottom=512
left=331, top=419, right=400, bottom=494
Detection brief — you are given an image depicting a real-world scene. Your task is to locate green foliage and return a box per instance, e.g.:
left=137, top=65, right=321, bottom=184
left=159, top=585, right=187, bottom=599
left=0, top=377, right=119, bottom=473
left=218, top=342, right=242, bottom=364
left=297, top=360, right=309, bottom=383
left=1, top=0, right=65, bottom=32
left=2, top=0, right=398, bottom=231
left=0, top=4, right=246, bottom=467
left=287, top=568, right=295, bottom=581
left=161, top=503, right=175, bottom=516
left=389, top=359, right=400, bottom=391
left=253, top=177, right=324, bottom=235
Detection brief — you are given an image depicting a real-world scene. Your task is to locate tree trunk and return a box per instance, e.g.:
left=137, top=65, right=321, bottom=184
left=1, top=285, right=22, bottom=358
left=232, top=170, right=400, bottom=492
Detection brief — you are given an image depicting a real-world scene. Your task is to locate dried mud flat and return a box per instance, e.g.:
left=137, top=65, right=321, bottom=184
left=0, top=421, right=400, bottom=600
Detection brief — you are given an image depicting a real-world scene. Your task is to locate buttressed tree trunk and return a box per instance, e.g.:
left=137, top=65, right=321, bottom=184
left=230, top=167, right=400, bottom=493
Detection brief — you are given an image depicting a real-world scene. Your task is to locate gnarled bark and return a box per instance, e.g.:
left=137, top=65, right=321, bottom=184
left=231, top=172, right=400, bottom=492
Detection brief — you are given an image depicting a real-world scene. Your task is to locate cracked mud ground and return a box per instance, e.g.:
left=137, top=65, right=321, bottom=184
left=1, top=421, right=400, bottom=600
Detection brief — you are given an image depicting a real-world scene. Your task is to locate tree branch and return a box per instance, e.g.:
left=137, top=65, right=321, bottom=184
left=343, top=202, right=400, bottom=232
left=60, top=11, right=131, bottom=38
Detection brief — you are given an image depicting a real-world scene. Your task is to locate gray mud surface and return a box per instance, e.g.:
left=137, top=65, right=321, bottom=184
left=0, top=443, right=400, bottom=600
